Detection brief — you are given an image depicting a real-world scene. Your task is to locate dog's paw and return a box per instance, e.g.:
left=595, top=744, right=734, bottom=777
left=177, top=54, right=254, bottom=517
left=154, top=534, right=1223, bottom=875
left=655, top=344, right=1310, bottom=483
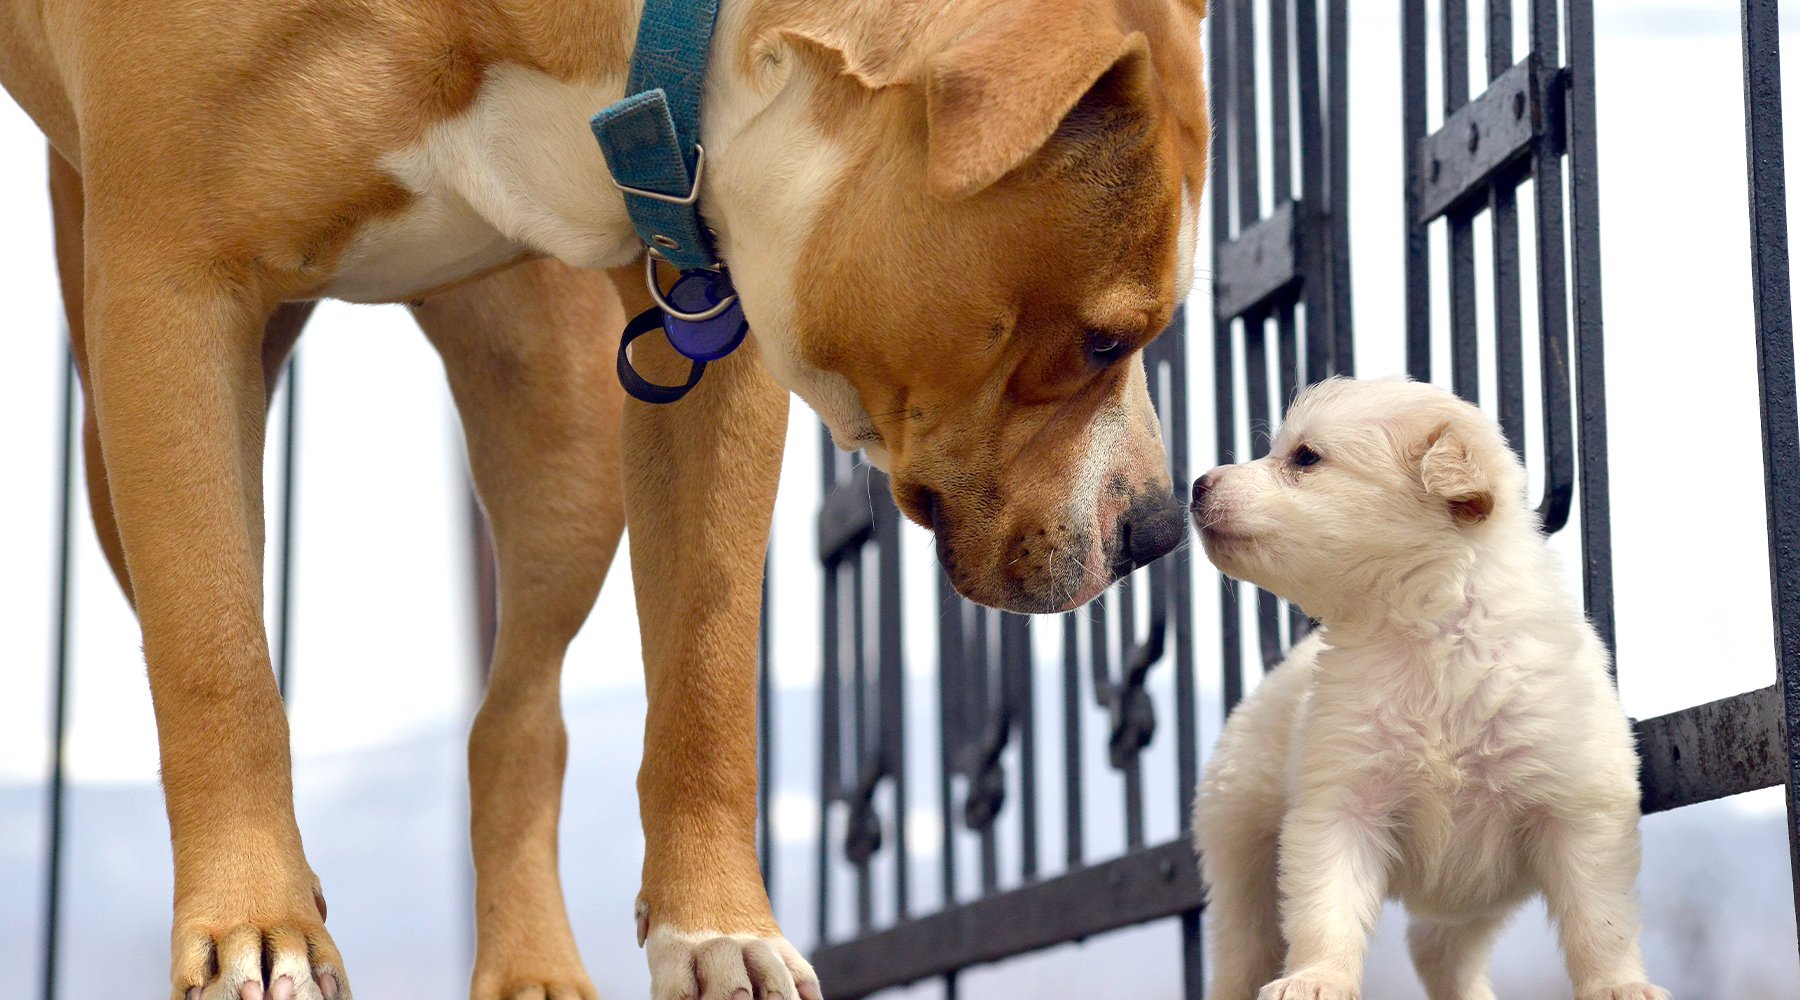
left=171, top=890, right=346, bottom=1000
left=472, top=965, right=598, bottom=1000
left=1257, top=975, right=1357, bottom=1000
left=644, top=926, right=821, bottom=1000
left=1577, top=985, right=1671, bottom=1000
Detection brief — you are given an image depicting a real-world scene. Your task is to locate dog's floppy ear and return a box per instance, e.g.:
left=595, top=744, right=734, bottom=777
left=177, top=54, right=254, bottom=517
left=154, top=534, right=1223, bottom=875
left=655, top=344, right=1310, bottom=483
left=756, top=8, right=921, bottom=90
left=925, top=3, right=1149, bottom=199
left=1419, top=423, right=1495, bottom=525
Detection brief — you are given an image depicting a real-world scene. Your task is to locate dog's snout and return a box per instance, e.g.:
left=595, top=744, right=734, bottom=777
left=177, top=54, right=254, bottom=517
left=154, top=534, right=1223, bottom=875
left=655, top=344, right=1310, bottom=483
left=1120, top=493, right=1188, bottom=570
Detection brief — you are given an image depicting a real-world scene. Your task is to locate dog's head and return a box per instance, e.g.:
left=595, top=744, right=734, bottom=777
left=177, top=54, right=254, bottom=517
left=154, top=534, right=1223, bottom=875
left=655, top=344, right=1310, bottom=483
left=708, top=0, right=1208, bottom=613
left=1190, top=377, right=1528, bottom=623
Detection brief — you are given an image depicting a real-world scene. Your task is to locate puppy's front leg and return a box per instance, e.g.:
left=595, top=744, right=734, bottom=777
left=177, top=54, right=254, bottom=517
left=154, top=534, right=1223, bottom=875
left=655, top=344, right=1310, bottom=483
left=1532, top=804, right=1670, bottom=1000
left=1264, top=793, right=1397, bottom=1000
left=621, top=321, right=818, bottom=1000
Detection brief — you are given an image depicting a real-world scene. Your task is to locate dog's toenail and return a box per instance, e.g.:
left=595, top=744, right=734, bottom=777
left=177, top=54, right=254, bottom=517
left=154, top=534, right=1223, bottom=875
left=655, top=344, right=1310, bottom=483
left=313, top=889, right=328, bottom=922
left=187, top=989, right=201, bottom=1000
left=269, top=975, right=294, bottom=1000
left=239, top=980, right=265, bottom=1000
left=731, top=990, right=751, bottom=1000
left=318, top=972, right=339, bottom=999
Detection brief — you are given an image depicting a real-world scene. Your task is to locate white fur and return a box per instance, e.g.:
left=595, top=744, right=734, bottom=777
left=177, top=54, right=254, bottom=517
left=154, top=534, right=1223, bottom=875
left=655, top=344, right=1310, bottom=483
left=698, top=4, right=873, bottom=449
left=1192, top=377, right=1669, bottom=1000
left=328, top=64, right=638, bottom=301
left=321, top=9, right=874, bottom=457
left=642, top=924, right=820, bottom=1000
left=1175, top=181, right=1198, bottom=298
left=323, top=9, right=878, bottom=442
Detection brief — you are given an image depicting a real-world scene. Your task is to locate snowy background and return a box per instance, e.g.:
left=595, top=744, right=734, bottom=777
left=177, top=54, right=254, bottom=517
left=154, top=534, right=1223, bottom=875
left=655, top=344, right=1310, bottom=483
left=3, top=1, right=1798, bottom=998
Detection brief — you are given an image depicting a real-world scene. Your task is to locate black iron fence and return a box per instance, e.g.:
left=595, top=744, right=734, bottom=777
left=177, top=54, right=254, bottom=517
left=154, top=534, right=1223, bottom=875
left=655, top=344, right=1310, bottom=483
left=784, top=1, right=1800, bottom=997
left=24, top=2, right=1800, bottom=999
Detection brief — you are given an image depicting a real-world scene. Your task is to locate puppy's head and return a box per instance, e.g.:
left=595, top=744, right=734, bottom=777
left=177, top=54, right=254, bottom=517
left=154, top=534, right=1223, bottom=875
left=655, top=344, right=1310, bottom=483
left=1189, top=377, right=1527, bottom=622
left=712, top=0, right=1208, bottom=613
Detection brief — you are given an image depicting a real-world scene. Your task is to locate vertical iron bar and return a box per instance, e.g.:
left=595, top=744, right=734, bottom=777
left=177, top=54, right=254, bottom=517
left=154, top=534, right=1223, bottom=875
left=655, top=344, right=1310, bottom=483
left=40, top=347, right=77, bottom=1000
left=972, top=609, right=998, bottom=895
left=851, top=550, right=872, bottom=933
left=1442, top=0, right=1480, bottom=402
left=1277, top=306, right=1300, bottom=416
left=1005, top=614, right=1037, bottom=880
left=274, top=354, right=300, bottom=699
left=817, top=433, right=840, bottom=944
left=1233, top=0, right=1262, bottom=230
left=936, top=571, right=963, bottom=909
left=1270, top=0, right=1294, bottom=199
left=875, top=494, right=908, bottom=919
left=1327, top=0, right=1355, bottom=373
left=1486, top=2, right=1526, bottom=456
left=1528, top=0, right=1575, bottom=534
left=1295, top=0, right=1329, bottom=383
left=759, top=548, right=773, bottom=885
left=1164, top=310, right=1202, bottom=997
left=1403, top=0, right=1431, bottom=380
left=1275, top=306, right=1308, bottom=641
left=1061, top=613, right=1083, bottom=869
left=1213, top=0, right=1245, bottom=717
left=1180, top=909, right=1205, bottom=1000
left=1242, top=315, right=1283, bottom=669
left=1740, top=0, right=1800, bottom=944
left=1164, top=313, right=1198, bottom=831
left=1118, top=580, right=1145, bottom=850
left=1566, top=0, right=1616, bottom=656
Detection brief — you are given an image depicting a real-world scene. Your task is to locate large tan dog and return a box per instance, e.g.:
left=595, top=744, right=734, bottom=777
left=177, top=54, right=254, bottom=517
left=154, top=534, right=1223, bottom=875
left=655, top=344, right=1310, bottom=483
left=1, top=1, right=1207, bottom=998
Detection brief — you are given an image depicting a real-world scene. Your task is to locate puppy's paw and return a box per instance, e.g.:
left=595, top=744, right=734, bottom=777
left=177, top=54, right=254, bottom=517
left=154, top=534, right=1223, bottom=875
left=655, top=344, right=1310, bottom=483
left=644, top=926, right=820, bottom=1000
left=1257, top=975, right=1357, bottom=1000
left=1577, top=985, right=1671, bottom=1000
left=171, top=888, right=346, bottom=1000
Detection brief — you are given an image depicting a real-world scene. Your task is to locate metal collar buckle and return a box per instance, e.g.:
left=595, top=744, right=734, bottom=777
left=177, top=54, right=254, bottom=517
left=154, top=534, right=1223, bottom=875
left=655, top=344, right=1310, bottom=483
left=612, top=143, right=740, bottom=323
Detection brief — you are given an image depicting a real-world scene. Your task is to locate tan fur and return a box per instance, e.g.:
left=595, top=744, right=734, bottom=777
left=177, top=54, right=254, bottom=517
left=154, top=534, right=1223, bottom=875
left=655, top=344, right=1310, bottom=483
left=4, top=1, right=1207, bottom=997
left=416, top=260, right=629, bottom=1000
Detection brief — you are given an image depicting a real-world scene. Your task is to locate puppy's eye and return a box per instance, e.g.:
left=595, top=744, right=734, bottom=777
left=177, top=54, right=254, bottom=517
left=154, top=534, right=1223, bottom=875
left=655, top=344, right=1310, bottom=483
left=1292, top=444, right=1323, bottom=468
left=1086, top=331, right=1126, bottom=364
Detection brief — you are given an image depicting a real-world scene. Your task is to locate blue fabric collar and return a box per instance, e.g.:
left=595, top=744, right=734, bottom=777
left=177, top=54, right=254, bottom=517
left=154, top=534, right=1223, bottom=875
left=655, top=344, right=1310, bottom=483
left=591, top=0, right=749, bottom=405
left=590, top=0, right=725, bottom=273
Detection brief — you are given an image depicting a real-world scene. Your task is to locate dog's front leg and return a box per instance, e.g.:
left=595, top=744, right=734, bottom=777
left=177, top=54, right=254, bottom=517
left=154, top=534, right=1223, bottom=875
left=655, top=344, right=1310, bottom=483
left=80, top=221, right=344, bottom=998
left=621, top=324, right=819, bottom=1000
left=1532, top=804, right=1670, bottom=1000
left=1264, top=794, right=1397, bottom=1000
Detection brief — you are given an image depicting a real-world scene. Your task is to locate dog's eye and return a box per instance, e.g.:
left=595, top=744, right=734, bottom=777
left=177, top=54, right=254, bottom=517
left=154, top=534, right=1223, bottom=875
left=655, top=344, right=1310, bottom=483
left=1086, top=331, right=1126, bottom=363
left=1292, top=444, right=1323, bottom=468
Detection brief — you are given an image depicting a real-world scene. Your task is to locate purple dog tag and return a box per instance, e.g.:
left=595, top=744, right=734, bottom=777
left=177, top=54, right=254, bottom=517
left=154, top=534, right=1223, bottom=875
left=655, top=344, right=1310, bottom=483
left=662, top=270, right=749, bottom=362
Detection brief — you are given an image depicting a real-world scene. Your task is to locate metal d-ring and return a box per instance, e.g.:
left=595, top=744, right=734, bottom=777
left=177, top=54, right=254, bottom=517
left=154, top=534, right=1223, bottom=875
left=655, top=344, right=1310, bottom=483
left=614, top=143, right=709, bottom=206
left=643, top=252, right=738, bottom=322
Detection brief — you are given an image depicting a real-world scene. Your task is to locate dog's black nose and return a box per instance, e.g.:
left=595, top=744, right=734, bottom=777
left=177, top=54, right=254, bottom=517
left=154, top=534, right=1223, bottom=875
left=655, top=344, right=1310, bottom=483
left=1120, top=493, right=1189, bottom=570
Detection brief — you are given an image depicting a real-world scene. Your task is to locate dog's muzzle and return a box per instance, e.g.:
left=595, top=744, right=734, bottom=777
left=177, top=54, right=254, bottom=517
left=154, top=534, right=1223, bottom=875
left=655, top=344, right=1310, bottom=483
left=1116, top=492, right=1189, bottom=573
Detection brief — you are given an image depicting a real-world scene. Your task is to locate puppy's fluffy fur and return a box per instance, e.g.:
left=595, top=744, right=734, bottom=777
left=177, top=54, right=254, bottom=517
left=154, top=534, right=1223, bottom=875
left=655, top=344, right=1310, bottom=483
left=1190, top=378, right=1668, bottom=1000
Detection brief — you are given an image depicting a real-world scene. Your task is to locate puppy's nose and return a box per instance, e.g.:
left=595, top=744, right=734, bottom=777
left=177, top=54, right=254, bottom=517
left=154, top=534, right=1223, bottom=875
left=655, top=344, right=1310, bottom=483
left=1191, top=471, right=1219, bottom=504
left=1120, top=493, right=1188, bottom=570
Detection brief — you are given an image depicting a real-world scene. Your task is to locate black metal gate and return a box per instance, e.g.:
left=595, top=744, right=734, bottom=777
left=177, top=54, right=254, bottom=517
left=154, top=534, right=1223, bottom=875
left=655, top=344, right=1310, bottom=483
left=784, top=1, right=1800, bottom=997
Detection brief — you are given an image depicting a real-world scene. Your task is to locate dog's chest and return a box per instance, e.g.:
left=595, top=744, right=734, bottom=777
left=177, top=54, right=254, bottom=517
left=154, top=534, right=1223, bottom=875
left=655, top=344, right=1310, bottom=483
left=1340, top=649, right=1553, bottom=909
left=319, top=64, right=638, bottom=303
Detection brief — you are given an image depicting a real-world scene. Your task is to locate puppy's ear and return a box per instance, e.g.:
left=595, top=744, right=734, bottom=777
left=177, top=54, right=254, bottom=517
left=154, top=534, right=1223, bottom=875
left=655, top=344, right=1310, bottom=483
left=925, top=2, right=1148, bottom=199
left=1420, top=424, right=1494, bottom=525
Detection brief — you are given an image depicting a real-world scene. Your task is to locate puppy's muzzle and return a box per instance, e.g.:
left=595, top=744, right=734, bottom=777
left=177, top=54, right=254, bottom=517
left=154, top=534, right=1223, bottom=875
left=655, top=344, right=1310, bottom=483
left=1189, top=472, right=1218, bottom=519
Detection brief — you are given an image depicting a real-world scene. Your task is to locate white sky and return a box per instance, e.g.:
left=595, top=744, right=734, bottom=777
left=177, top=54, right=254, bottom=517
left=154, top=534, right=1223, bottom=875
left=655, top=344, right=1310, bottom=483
left=0, top=0, right=1796, bottom=995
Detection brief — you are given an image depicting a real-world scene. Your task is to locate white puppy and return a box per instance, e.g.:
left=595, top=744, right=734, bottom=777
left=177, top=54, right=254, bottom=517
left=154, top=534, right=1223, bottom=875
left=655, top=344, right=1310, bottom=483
left=1189, top=377, right=1668, bottom=1000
